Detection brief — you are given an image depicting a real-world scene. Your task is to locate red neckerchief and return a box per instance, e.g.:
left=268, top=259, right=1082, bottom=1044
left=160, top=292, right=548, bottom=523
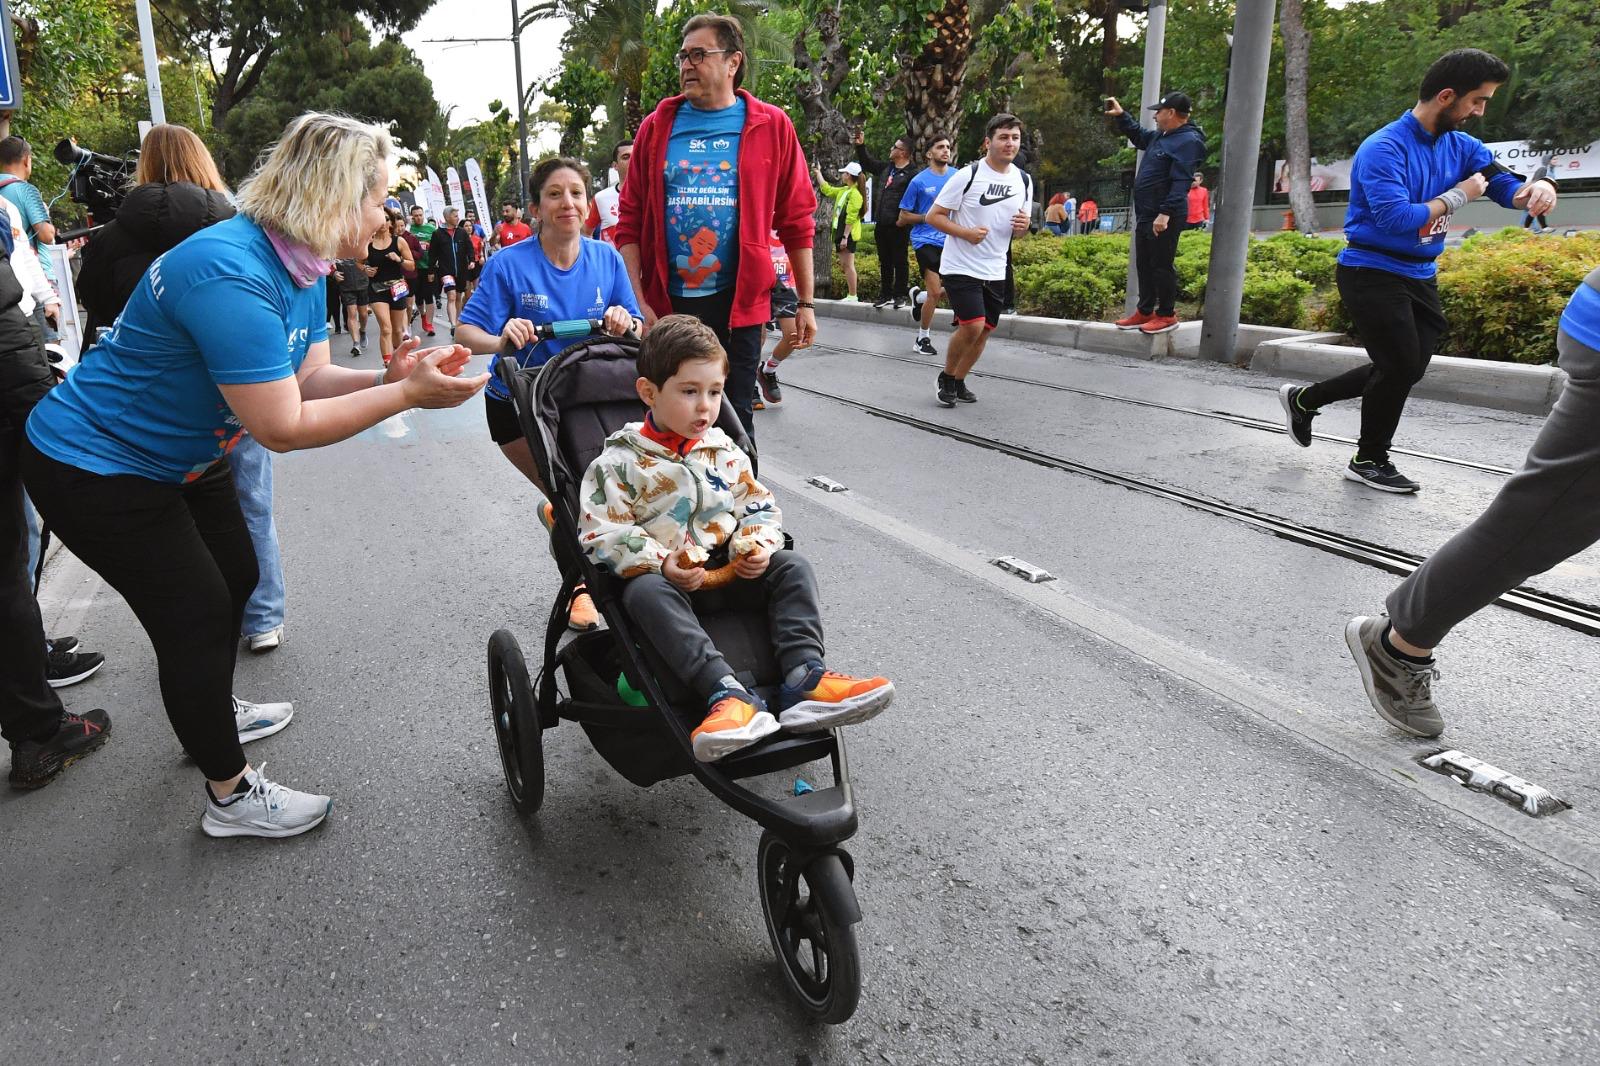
left=640, top=412, right=699, bottom=457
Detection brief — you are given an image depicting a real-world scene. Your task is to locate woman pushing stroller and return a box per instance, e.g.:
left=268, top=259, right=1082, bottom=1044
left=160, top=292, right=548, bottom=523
left=577, top=315, right=894, bottom=761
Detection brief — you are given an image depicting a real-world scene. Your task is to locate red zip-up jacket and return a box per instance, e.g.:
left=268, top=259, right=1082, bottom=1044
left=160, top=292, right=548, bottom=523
left=615, top=89, right=816, bottom=330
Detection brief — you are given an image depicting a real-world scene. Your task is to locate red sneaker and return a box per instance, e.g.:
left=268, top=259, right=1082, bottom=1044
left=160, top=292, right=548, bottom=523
left=1139, top=314, right=1180, bottom=334
left=1114, top=310, right=1154, bottom=330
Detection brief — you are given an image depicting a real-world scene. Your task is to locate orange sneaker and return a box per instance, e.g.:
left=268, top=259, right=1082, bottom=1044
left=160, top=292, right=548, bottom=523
left=776, top=663, right=895, bottom=732
left=1114, top=310, right=1154, bottom=330
left=1139, top=314, right=1180, bottom=335
left=691, top=690, right=780, bottom=762
left=567, top=585, right=599, bottom=632
left=538, top=501, right=556, bottom=533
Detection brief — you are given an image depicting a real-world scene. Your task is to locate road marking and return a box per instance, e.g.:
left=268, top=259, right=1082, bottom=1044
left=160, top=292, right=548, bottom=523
left=806, top=475, right=849, bottom=493
left=1420, top=750, right=1569, bottom=817
left=765, top=460, right=1600, bottom=883
left=990, top=555, right=1056, bottom=584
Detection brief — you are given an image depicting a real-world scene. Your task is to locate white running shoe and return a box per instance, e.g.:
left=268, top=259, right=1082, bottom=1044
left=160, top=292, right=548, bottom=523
left=200, top=766, right=332, bottom=838
left=235, top=696, right=294, bottom=743
left=247, top=625, right=283, bottom=653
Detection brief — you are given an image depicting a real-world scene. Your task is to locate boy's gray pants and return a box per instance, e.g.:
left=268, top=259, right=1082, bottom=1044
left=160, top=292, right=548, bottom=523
left=621, top=550, right=825, bottom=701
left=1388, top=326, right=1600, bottom=646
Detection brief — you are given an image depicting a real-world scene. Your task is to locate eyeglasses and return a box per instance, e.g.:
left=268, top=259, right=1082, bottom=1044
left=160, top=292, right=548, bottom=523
left=674, top=47, right=730, bottom=66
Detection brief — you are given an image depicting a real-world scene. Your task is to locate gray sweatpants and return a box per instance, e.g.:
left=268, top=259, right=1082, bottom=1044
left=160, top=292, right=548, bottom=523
left=1388, top=326, right=1600, bottom=647
left=621, top=550, right=825, bottom=700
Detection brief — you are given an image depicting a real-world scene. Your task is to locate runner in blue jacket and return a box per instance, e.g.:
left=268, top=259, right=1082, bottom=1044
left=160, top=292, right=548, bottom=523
left=1280, top=49, right=1558, bottom=493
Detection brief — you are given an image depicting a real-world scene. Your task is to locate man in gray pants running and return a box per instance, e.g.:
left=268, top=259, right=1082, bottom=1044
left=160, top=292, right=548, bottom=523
left=1346, top=268, right=1600, bottom=737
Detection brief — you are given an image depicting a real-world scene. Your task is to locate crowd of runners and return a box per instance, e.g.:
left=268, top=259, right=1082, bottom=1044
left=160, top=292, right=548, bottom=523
left=1, top=14, right=1597, bottom=847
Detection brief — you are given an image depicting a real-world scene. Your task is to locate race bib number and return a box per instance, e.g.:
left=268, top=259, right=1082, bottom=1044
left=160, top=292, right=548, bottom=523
left=1419, top=212, right=1450, bottom=244
left=442, top=274, right=457, bottom=291
left=388, top=280, right=410, bottom=300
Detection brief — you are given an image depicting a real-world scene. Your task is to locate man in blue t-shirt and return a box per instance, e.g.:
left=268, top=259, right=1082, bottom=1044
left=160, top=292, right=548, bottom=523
left=897, top=133, right=953, bottom=359
left=1279, top=49, right=1558, bottom=494
left=0, top=137, right=59, bottom=343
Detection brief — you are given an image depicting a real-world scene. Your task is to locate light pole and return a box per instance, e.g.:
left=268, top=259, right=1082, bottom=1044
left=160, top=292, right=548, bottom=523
left=134, top=0, right=166, bottom=125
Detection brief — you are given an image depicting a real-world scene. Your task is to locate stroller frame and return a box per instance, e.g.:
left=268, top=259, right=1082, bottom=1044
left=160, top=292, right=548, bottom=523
left=484, top=336, right=866, bottom=1023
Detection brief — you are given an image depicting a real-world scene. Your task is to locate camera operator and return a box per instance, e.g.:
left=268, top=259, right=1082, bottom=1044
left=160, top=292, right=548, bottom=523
left=0, top=138, right=60, bottom=341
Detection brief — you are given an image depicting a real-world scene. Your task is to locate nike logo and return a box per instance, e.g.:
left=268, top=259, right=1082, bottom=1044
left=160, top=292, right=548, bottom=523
left=978, top=193, right=1012, bottom=206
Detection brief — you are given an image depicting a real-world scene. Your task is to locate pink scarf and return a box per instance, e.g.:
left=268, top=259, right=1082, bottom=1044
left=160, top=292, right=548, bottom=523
left=264, top=227, right=334, bottom=288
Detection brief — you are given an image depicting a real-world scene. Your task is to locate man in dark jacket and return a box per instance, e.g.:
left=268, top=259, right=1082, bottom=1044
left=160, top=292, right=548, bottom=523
left=428, top=207, right=477, bottom=330
left=75, top=180, right=235, bottom=338
left=0, top=241, right=112, bottom=788
left=1105, top=91, right=1206, bottom=335
left=854, top=130, right=916, bottom=308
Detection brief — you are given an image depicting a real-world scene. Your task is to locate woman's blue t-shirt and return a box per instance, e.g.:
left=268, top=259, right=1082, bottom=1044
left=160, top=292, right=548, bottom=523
left=27, top=214, right=326, bottom=484
left=460, top=234, right=640, bottom=402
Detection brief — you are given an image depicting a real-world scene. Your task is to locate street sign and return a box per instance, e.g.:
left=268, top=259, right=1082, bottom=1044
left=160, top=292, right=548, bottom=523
left=0, top=0, right=24, bottom=110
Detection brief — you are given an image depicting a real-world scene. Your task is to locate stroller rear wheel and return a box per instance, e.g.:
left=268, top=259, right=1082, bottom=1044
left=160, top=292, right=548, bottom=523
left=756, top=830, right=862, bottom=1024
left=488, top=629, right=544, bottom=814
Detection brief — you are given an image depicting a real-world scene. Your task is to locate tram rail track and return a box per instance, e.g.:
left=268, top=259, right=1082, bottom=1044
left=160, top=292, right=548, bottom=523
left=784, top=381, right=1600, bottom=637
left=814, top=343, right=1517, bottom=477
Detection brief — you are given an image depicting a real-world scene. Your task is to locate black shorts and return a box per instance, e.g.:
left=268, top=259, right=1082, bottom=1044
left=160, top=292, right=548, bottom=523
left=914, top=243, right=943, bottom=278
left=413, top=272, right=440, bottom=301
left=837, top=234, right=857, bottom=254
left=943, top=273, right=1004, bottom=330
left=339, top=288, right=369, bottom=308
left=485, top=393, right=524, bottom=445
left=770, top=283, right=799, bottom=321
left=371, top=282, right=408, bottom=310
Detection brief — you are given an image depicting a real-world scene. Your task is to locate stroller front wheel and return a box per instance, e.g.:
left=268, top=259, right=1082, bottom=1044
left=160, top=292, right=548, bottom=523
left=756, top=830, right=862, bottom=1024
left=488, top=629, right=545, bottom=814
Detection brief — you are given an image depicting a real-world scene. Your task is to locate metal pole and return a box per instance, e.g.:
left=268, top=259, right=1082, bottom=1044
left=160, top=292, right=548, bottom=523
left=510, top=0, right=532, bottom=206
left=134, top=0, right=166, bottom=125
left=1198, top=0, right=1277, bottom=362
left=1125, top=0, right=1167, bottom=314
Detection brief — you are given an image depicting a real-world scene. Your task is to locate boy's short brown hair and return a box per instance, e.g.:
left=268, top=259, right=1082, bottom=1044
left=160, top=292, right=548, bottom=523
left=637, top=314, right=729, bottom=386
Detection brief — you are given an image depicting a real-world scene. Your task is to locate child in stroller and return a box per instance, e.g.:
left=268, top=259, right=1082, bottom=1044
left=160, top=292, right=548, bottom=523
left=576, top=315, right=895, bottom=762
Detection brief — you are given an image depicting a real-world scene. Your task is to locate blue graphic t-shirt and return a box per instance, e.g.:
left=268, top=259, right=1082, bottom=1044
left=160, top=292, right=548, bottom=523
left=460, top=234, right=641, bottom=402
left=899, top=167, right=950, bottom=249
left=664, top=99, right=745, bottom=298
left=27, top=215, right=325, bottom=484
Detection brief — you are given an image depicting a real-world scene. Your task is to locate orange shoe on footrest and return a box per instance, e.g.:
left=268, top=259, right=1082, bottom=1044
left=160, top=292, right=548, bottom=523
left=567, top=585, right=599, bottom=632
left=776, top=663, right=895, bottom=732
left=691, top=690, right=780, bottom=762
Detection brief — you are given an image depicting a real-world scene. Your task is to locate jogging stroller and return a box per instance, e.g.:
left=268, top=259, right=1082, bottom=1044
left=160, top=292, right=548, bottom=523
left=485, top=325, right=865, bottom=1023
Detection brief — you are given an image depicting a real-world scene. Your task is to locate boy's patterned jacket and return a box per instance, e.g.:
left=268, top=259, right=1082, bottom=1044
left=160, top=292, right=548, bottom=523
left=578, top=423, right=785, bottom=578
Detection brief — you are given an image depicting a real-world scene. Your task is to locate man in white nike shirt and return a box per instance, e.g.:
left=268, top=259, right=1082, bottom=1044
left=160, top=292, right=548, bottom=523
left=926, top=113, right=1032, bottom=407
left=586, top=139, right=632, bottom=246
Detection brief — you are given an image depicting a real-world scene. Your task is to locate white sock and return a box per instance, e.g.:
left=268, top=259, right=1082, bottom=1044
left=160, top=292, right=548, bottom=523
left=917, top=328, right=930, bottom=340
left=763, top=357, right=781, bottom=372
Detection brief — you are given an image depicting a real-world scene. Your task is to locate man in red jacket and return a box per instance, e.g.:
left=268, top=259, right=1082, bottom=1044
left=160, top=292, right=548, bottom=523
left=614, top=12, right=818, bottom=437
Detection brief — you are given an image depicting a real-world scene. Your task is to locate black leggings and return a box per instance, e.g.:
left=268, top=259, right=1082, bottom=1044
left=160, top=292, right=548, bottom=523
left=20, top=441, right=257, bottom=780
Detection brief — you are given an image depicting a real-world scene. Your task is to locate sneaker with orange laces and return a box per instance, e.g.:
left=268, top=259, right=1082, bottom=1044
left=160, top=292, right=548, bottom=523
left=1114, top=310, right=1154, bottom=330
left=776, top=662, right=895, bottom=732
left=567, top=585, right=600, bottom=632
left=691, top=688, right=780, bottom=762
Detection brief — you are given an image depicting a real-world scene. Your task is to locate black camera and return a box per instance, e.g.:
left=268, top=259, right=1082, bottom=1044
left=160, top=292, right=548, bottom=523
left=53, top=138, right=137, bottom=221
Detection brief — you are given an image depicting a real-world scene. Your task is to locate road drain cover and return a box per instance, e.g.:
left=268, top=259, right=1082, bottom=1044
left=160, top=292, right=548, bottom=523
left=1418, top=749, right=1570, bottom=817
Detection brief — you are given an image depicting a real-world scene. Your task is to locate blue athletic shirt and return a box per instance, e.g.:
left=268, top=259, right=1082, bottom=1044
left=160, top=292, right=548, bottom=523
left=27, top=214, right=326, bottom=484
left=460, top=233, right=640, bottom=402
left=898, top=167, right=949, bottom=250
left=1339, top=111, right=1521, bottom=280
left=664, top=99, right=745, bottom=298
left=1560, top=268, right=1600, bottom=353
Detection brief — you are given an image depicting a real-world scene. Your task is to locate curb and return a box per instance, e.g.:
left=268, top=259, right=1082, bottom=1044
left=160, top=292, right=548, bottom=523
left=814, top=299, right=1564, bottom=416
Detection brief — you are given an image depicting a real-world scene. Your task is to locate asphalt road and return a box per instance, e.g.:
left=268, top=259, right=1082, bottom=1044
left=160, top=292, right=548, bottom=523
left=4, top=316, right=1597, bottom=1064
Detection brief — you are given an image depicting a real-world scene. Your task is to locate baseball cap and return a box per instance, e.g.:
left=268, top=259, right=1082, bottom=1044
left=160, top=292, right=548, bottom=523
left=1150, top=92, right=1192, bottom=114
left=842, top=161, right=863, bottom=176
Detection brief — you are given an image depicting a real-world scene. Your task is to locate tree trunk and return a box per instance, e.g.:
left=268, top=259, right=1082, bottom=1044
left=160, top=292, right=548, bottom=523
left=794, top=1, right=854, bottom=296
left=904, top=0, right=975, bottom=154
left=1280, top=0, right=1319, bottom=234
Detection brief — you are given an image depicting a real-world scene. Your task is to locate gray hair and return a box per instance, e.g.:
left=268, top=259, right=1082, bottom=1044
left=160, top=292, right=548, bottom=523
left=235, top=112, right=392, bottom=260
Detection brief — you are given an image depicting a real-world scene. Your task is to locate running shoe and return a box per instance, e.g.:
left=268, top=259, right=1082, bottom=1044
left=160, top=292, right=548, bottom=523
left=47, top=635, right=78, bottom=654
left=759, top=367, right=782, bottom=405
left=936, top=371, right=956, bottom=408
left=1139, top=314, right=1180, bottom=334
left=953, top=377, right=977, bottom=404
left=200, top=765, right=332, bottom=839
left=753, top=395, right=765, bottom=411
left=893, top=298, right=906, bottom=310
left=838, top=295, right=859, bottom=304
left=349, top=344, right=361, bottom=359
left=1279, top=384, right=1318, bottom=447
left=1344, top=616, right=1443, bottom=737
left=872, top=297, right=893, bottom=309
left=691, top=689, right=780, bottom=762
left=907, top=287, right=924, bottom=325
left=1344, top=457, right=1420, bottom=494
left=1114, top=310, right=1154, bottom=330
left=47, top=648, right=104, bottom=688
left=776, top=663, right=895, bottom=732
left=247, top=625, right=283, bottom=654
left=7, top=709, right=111, bottom=790
left=913, top=336, right=938, bottom=358
left=538, top=500, right=556, bottom=533
left=235, top=696, right=294, bottom=744
left=568, top=585, right=599, bottom=632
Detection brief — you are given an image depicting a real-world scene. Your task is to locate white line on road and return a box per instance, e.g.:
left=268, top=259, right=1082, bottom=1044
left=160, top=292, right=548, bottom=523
left=763, top=460, right=1600, bottom=884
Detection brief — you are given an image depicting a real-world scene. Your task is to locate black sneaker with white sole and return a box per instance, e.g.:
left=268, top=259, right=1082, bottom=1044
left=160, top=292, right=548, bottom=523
left=1278, top=384, right=1318, bottom=447
left=936, top=371, right=956, bottom=408
left=872, top=296, right=893, bottom=308
left=758, top=367, right=782, bottom=404
left=908, top=287, right=924, bottom=325
left=953, top=377, right=977, bottom=403
left=1344, top=457, right=1420, bottom=493
left=8, top=709, right=112, bottom=789
left=914, top=336, right=937, bottom=357
left=47, top=648, right=105, bottom=688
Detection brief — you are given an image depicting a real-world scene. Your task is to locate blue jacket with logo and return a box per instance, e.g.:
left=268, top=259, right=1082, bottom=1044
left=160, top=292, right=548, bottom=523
left=1339, top=111, right=1522, bottom=279
left=1116, top=113, right=1207, bottom=220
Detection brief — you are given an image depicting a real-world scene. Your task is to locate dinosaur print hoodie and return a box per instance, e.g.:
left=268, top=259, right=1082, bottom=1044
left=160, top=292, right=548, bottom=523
left=578, top=422, right=785, bottom=579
